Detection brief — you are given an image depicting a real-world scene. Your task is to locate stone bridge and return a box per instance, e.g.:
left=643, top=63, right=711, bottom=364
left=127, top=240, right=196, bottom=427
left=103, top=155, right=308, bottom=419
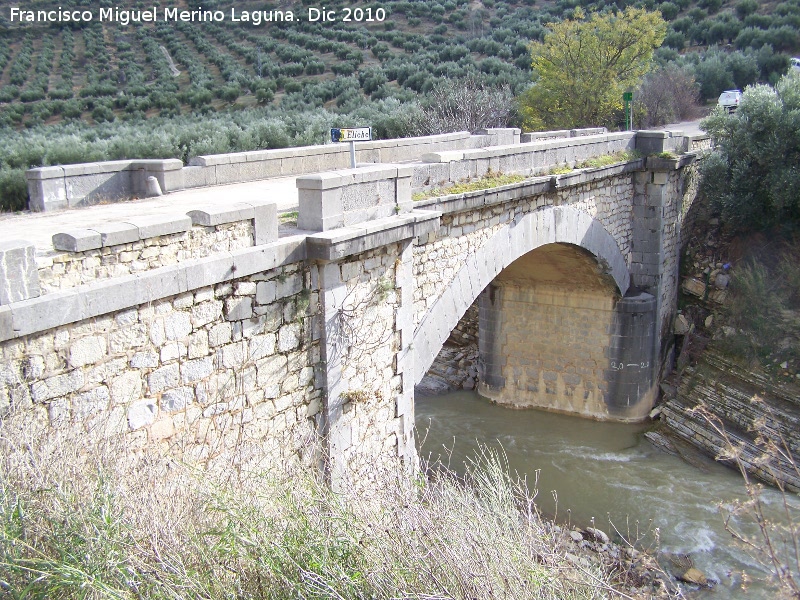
left=1, top=127, right=707, bottom=480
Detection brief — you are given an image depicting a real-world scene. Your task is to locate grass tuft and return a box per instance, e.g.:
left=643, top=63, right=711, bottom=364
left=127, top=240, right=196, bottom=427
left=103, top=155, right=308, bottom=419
left=548, top=164, right=574, bottom=175
left=413, top=171, right=526, bottom=201
left=577, top=150, right=642, bottom=169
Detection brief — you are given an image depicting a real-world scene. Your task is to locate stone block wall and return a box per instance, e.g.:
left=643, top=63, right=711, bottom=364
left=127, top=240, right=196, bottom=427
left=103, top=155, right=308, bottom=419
left=315, top=240, right=416, bottom=481
left=412, top=205, right=505, bottom=328
left=478, top=281, right=657, bottom=421
left=689, top=136, right=713, bottom=152
left=36, top=201, right=277, bottom=295
left=479, top=283, right=618, bottom=418
left=630, top=155, right=702, bottom=368
left=0, top=261, right=322, bottom=469
left=39, top=221, right=254, bottom=294
left=297, top=164, right=412, bottom=231
left=0, top=197, right=435, bottom=478
left=554, top=170, right=636, bottom=263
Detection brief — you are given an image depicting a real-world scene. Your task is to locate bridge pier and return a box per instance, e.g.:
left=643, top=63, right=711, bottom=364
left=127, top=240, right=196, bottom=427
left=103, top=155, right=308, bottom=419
left=298, top=166, right=441, bottom=483
left=313, top=237, right=418, bottom=485
left=630, top=156, right=693, bottom=375
left=476, top=247, right=657, bottom=421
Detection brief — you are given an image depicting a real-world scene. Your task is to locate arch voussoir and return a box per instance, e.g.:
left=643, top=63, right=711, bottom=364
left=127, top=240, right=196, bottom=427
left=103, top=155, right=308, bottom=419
left=412, top=205, right=630, bottom=386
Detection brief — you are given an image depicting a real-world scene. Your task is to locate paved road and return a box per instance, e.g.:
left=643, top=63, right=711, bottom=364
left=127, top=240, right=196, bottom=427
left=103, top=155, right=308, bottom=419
left=0, top=120, right=709, bottom=254
left=650, top=119, right=705, bottom=137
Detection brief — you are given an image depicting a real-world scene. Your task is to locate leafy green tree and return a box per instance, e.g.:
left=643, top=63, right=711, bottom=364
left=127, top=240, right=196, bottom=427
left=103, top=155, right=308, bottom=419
left=700, top=75, right=800, bottom=232
left=519, top=8, right=667, bottom=130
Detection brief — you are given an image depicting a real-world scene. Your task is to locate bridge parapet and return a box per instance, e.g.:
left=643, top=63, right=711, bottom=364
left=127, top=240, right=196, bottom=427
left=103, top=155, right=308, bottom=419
left=415, top=131, right=637, bottom=194
left=296, top=164, right=413, bottom=232
left=30, top=202, right=278, bottom=296
left=25, top=130, right=514, bottom=212
left=521, top=127, right=607, bottom=143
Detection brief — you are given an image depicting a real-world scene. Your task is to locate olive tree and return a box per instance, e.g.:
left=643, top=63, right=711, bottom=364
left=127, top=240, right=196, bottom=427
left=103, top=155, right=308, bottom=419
left=700, top=74, right=800, bottom=232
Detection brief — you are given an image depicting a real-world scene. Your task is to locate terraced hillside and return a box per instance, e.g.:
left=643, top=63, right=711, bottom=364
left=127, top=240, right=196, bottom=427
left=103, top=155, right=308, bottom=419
left=0, top=0, right=796, bottom=128
left=0, top=0, right=538, bottom=127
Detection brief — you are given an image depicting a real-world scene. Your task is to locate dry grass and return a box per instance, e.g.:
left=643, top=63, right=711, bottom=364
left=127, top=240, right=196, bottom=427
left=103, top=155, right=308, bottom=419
left=690, top=402, right=800, bottom=598
left=0, top=408, right=667, bottom=600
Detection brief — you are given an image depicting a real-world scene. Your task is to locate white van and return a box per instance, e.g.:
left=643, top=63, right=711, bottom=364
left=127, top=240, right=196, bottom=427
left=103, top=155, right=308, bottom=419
left=718, top=90, right=742, bottom=113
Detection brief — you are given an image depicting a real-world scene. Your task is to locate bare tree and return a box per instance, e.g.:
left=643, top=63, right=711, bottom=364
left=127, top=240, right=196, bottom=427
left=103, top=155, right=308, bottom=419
left=417, top=76, right=514, bottom=135
left=637, top=65, right=702, bottom=128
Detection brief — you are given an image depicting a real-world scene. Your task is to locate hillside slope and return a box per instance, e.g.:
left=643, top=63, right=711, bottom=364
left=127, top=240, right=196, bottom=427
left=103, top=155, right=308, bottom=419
left=0, top=0, right=795, bottom=128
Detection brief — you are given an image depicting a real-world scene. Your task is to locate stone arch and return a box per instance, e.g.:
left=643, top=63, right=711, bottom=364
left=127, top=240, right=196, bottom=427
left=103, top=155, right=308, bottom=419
left=412, top=205, right=630, bottom=386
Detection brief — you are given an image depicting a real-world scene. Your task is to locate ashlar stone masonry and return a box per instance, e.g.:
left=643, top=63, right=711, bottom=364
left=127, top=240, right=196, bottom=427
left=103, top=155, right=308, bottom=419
left=2, top=128, right=706, bottom=480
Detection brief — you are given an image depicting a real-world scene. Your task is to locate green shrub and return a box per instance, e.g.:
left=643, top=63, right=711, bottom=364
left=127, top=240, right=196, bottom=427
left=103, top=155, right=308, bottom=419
left=0, top=169, right=29, bottom=212
left=659, top=1, right=680, bottom=20
left=693, top=53, right=735, bottom=100
left=700, top=75, right=800, bottom=232
left=736, top=0, right=759, bottom=19
left=0, top=85, right=20, bottom=103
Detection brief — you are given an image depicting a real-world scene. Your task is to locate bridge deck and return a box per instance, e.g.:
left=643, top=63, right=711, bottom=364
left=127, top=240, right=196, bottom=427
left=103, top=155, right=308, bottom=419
left=0, top=175, right=300, bottom=253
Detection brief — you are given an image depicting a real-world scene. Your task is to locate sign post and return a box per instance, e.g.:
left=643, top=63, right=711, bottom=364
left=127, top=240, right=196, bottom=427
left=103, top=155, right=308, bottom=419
left=330, top=127, right=372, bottom=168
left=623, top=92, right=633, bottom=131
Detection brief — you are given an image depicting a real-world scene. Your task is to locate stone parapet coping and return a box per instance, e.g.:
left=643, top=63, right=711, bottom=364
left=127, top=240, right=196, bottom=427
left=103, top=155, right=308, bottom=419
left=296, top=164, right=414, bottom=190
left=0, top=234, right=306, bottom=342
left=51, top=200, right=278, bottom=252
left=26, top=159, right=184, bottom=181
left=520, top=127, right=608, bottom=143
left=306, top=210, right=440, bottom=261
left=296, top=164, right=414, bottom=232
left=189, top=132, right=472, bottom=167
left=644, top=152, right=700, bottom=172
left=0, top=210, right=439, bottom=342
left=421, top=131, right=636, bottom=163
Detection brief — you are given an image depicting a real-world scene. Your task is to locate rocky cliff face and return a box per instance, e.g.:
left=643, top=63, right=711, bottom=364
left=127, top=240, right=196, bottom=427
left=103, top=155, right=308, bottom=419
left=658, top=206, right=800, bottom=491
left=662, top=346, right=800, bottom=492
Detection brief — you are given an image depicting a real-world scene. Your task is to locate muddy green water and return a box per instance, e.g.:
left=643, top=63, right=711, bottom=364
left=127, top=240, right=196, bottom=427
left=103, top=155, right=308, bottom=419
left=416, top=391, right=797, bottom=599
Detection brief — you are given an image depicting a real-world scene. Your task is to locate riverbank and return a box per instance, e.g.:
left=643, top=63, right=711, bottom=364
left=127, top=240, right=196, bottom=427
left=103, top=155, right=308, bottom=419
left=660, top=213, right=800, bottom=493
left=0, top=409, right=675, bottom=600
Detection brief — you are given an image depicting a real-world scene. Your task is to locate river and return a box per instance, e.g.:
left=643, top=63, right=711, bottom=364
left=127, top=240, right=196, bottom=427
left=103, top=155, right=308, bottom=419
left=416, top=390, right=797, bottom=599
